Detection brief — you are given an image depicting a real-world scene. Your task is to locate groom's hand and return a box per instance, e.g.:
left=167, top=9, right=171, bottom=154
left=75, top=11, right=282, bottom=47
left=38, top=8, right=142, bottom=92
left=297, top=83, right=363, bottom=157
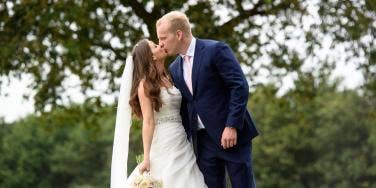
left=221, top=127, right=237, bottom=149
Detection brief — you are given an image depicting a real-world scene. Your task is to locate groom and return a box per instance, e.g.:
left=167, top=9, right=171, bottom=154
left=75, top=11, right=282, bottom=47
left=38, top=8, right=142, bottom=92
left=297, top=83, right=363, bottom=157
left=156, top=11, right=259, bottom=188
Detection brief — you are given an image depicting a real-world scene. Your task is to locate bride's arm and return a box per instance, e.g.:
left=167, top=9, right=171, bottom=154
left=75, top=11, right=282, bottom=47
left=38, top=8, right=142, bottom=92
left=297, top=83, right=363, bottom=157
left=137, top=80, right=155, bottom=173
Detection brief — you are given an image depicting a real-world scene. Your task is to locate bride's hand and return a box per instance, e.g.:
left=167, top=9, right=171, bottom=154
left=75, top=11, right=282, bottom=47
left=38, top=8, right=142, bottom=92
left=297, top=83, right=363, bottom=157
left=139, top=159, right=151, bottom=174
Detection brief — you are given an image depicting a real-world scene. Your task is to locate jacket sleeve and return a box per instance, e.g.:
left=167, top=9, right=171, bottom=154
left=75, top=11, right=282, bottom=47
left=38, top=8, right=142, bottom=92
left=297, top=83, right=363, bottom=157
left=214, top=42, right=249, bottom=130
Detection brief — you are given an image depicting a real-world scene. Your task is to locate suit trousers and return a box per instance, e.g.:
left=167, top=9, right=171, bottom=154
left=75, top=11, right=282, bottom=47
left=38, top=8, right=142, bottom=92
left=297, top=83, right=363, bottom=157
left=196, top=129, right=256, bottom=188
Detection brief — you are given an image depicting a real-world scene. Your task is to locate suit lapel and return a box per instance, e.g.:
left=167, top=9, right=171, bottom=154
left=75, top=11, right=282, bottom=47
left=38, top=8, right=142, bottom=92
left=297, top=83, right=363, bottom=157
left=192, top=39, right=205, bottom=96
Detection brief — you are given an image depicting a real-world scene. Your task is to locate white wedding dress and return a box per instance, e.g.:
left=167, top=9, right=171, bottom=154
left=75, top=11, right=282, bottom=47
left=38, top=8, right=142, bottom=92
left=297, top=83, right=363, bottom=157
left=124, top=86, right=207, bottom=188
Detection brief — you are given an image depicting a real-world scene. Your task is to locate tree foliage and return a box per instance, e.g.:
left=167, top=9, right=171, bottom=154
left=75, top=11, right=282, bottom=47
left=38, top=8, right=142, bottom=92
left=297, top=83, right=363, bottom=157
left=250, top=73, right=376, bottom=187
left=0, top=0, right=374, bottom=111
left=1, top=76, right=375, bottom=187
left=0, top=101, right=142, bottom=187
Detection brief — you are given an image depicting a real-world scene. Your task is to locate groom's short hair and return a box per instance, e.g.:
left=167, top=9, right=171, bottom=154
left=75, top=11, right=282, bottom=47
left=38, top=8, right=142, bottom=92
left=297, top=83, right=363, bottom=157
left=157, top=11, right=191, bottom=35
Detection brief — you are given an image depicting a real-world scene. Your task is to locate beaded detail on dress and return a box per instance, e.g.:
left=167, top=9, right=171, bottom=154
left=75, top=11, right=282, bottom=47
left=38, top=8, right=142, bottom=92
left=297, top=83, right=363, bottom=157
left=154, top=86, right=182, bottom=125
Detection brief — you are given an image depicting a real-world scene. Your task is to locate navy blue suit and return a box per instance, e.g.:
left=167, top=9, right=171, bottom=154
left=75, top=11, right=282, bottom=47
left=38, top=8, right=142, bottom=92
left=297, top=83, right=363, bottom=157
left=169, top=39, right=259, bottom=188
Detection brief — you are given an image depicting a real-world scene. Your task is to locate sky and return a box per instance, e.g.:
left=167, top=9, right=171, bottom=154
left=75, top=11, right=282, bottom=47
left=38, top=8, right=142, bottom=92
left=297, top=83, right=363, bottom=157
left=0, top=75, right=35, bottom=123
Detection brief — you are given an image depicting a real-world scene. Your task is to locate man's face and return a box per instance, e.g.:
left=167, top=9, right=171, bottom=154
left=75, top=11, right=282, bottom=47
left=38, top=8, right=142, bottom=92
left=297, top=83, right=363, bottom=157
left=156, top=22, right=180, bottom=56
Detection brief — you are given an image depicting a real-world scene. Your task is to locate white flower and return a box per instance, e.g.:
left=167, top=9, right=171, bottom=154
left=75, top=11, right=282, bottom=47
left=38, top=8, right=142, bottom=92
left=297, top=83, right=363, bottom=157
left=132, top=172, right=163, bottom=188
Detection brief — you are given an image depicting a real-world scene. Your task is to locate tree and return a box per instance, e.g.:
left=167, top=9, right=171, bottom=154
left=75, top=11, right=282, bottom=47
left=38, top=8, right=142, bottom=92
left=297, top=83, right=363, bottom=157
left=0, top=0, right=374, bottom=111
left=249, top=71, right=376, bottom=187
left=0, top=99, right=144, bottom=187
left=0, top=118, right=9, bottom=172
left=1, top=73, right=375, bottom=187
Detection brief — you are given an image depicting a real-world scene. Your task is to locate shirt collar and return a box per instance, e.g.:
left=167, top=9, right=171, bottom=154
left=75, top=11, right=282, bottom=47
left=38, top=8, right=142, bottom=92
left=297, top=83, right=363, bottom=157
left=180, top=37, right=196, bottom=58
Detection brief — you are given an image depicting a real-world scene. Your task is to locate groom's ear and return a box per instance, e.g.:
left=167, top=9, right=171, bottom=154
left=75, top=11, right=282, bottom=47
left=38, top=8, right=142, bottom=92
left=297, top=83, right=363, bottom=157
left=176, top=30, right=183, bottom=41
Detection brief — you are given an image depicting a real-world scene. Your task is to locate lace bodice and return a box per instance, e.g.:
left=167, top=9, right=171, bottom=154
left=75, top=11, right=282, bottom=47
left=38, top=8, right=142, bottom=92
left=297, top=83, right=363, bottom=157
left=154, top=86, right=182, bottom=125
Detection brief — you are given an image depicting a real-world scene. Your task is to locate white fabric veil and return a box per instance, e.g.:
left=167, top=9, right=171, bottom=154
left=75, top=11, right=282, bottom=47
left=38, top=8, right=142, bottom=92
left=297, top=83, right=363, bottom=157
left=111, top=56, right=134, bottom=188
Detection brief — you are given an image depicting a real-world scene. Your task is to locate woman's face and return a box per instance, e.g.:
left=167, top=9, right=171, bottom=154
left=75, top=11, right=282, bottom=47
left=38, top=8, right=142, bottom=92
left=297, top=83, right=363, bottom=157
left=148, top=40, right=167, bottom=61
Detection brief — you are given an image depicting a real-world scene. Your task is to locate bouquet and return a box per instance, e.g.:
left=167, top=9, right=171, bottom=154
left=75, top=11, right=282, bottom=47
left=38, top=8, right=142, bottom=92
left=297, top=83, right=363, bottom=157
left=132, top=172, right=163, bottom=188
left=132, top=154, right=163, bottom=188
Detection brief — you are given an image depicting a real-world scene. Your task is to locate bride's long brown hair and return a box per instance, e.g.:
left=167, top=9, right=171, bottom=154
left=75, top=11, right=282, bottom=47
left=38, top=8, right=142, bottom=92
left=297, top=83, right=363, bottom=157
left=129, top=39, right=169, bottom=119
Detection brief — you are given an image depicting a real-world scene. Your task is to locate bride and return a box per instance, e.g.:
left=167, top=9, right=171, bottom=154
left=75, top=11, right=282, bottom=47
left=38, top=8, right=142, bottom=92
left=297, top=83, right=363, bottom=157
left=111, top=39, right=207, bottom=188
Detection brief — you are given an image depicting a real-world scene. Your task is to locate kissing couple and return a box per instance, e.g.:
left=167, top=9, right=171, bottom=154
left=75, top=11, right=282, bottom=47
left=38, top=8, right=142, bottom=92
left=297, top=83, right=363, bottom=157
left=111, top=11, right=259, bottom=188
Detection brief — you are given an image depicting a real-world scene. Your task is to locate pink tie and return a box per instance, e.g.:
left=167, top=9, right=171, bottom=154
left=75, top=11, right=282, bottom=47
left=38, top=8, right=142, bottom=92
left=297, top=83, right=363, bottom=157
left=184, top=55, right=193, bottom=94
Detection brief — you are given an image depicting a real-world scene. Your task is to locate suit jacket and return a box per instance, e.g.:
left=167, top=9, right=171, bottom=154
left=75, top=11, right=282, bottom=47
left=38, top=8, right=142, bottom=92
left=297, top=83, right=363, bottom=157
left=168, top=38, right=259, bottom=147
